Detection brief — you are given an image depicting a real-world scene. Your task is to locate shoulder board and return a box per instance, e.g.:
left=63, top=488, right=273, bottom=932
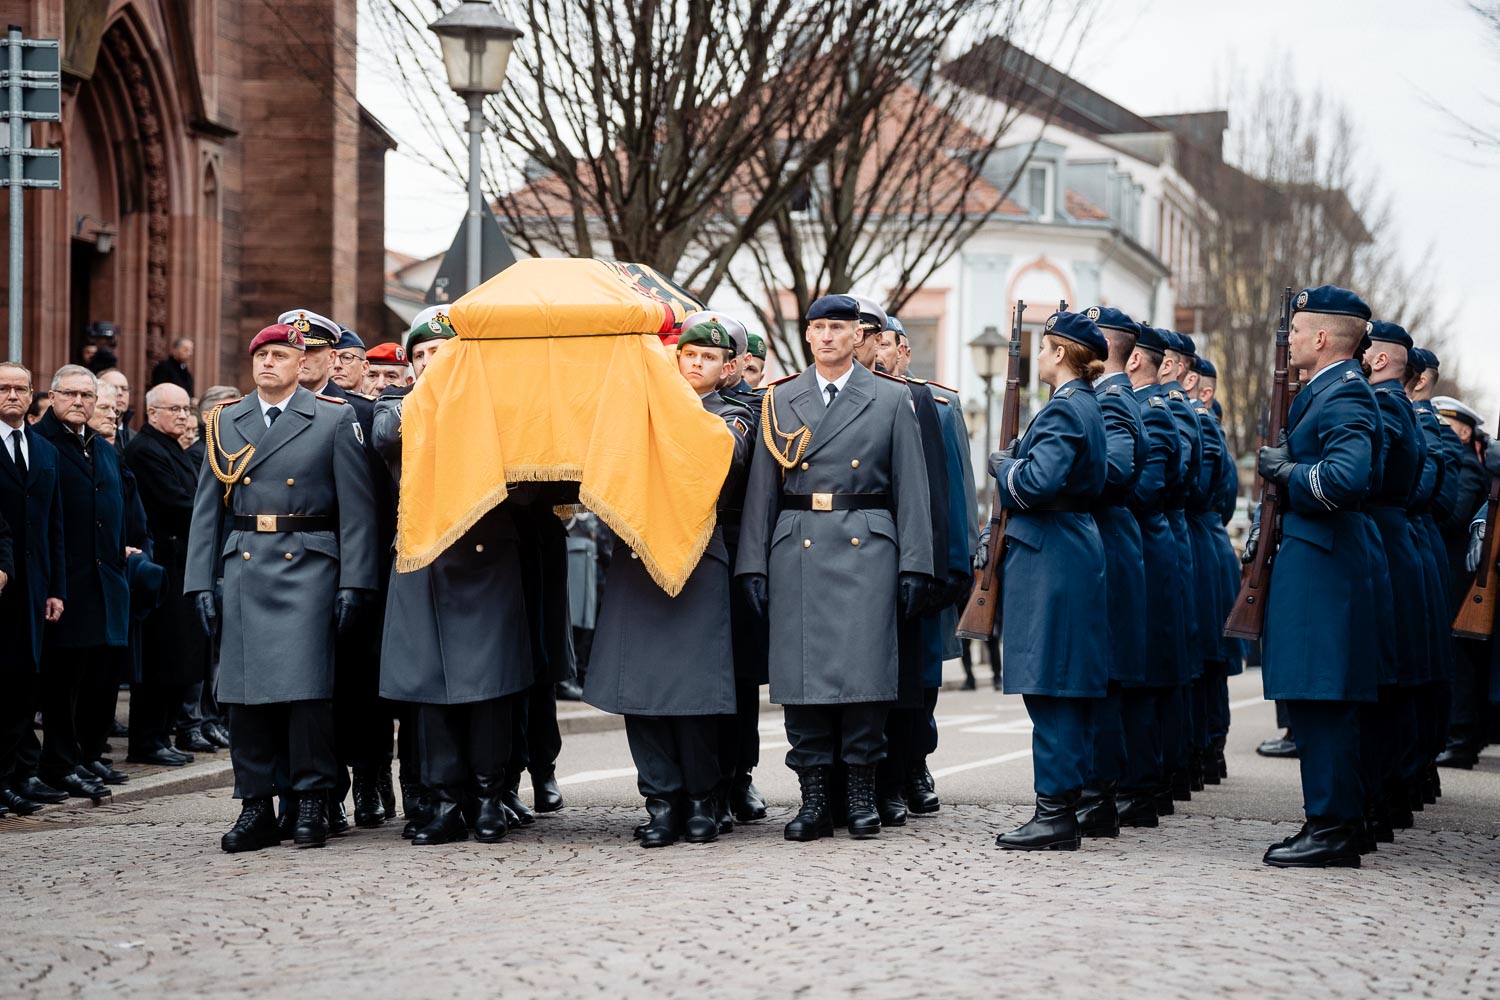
left=1342, top=370, right=1362, bottom=382
left=315, top=393, right=348, bottom=405
left=872, top=369, right=907, bottom=384
left=211, top=397, right=242, bottom=409
left=1104, top=384, right=1123, bottom=396
left=1374, top=385, right=1397, bottom=396
left=356, top=391, right=377, bottom=401
left=764, top=373, right=799, bottom=388
left=1054, top=387, right=1078, bottom=399
left=905, top=376, right=960, bottom=393
left=1167, top=389, right=1185, bottom=400
left=1148, top=396, right=1166, bottom=408
left=932, top=395, right=950, bottom=405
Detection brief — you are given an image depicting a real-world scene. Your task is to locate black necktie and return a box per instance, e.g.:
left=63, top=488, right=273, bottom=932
left=266, top=406, right=281, bottom=427
left=11, top=430, right=25, bottom=477
left=825, top=384, right=839, bottom=407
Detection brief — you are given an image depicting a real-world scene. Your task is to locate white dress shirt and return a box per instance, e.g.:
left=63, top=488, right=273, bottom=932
left=815, top=365, right=854, bottom=405
left=257, top=390, right=296, bottom=428
left=1, top=423, right=27, bottom=467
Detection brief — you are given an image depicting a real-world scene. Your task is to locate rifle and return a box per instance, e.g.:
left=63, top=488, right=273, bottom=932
left=1453, top=434, right=1500, bottom=639
left=1223, top=287, right=1292, bottom=640
left=957, top=299, right=1025, bottom=640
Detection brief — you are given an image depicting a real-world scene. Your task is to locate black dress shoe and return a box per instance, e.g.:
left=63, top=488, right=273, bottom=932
left=351, top=770, right=386, bottom=828
left=412, top=797, right=469, bottom=846
left=784, top=767, right=834, bottom=842
left=203, top=721, right=233, bottom=749
left=1263, top=819, right=1361, bottom=868
left=531, top=766, right=563, bottom=813
left=17, top=777, right=69, bottom=804
left=1256, top=736, right=1299, bottom=758
left=0, top=787, right=42, bottom=815
left=1076, top=785, right=1120, bottom=838
left=997, top=793, right=1081, bottom=850
left=1435, top=746, right=1478, bottom=770
left=50, top=771, right=110, bottom=801
left=472, top=777, right=509, bottom=843
left=1426, top=765, right=1441, bottom=802
left=639, top=796, right=680, bottom=848
left=377, top=768, right=397, bottom=819
left=875, top=763, right=907, bottom=827
left=555, top=678, right=584, bottom=701
left=110, top=719, right=129, bottom=738
left=684, top=796, right=718, bottom=844
left=177, top=729, right=217, bottom=754
left=714, top=784, right=735, bottom=835
left=293, top=796, right=330, bottom=847
left=221, top=798, right=281, bottom=853
left=729, top=771, right=767, bottom=822
left=1154, top=787, right=1175, bottom=817
left=1117, top=794, right=1159, bottom=828
left=845, top=764, right=881, bottom=839
left=1169, top=770, right=1192, bottom=801
left=126, top=747, right=190, bottom=767
left=1187, top=754, right=1205, bottom=792
left=81, top=761, right=128, bottom=785
left=904, top=762, right=941, bottom=815
left=501, top=774, right=535, bottom=825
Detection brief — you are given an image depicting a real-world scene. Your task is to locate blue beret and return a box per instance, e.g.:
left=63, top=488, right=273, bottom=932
left=1415, top=347, right=1440, bottom=371
left=1133, top=323, right=1168, bottom=353
left=1210, top=398, right=1223, bottom=420
left=1194, top=356, right=1218, bottom=379
left=885, top=315, right=905, bottom=335
left=807, top=294, right=861, bottom=323
left=1042, top=311, right=1108, bottom=361
left=1086, top=306, right=1137, bottom=335
left=1175, top=333, right=1197, bottom=357
left=335, top=327, right=366, bottom=352
left=1293, top=285, right=1371, bottom=320
left=1368, top=321, right=1412, bottom=350
left=1406, top=349, right=1427, bottom=374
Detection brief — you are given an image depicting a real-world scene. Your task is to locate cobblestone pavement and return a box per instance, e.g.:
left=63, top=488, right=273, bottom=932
left=3, top=678, right=1499, bottom=999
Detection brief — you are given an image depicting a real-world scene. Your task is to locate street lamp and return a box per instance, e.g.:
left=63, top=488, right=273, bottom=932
left=429, top=1, right=523, bottom=294
left=968, top=323, right=1007, bottom=453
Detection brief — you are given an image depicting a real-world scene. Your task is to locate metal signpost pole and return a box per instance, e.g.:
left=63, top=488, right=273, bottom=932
left=7, top=25, right=23, bottom=361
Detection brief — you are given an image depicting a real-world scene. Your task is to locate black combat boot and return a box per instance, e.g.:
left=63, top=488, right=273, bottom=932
left=996, top=792, right=1081, bottom=851
left=714, top=781, right=734, bottom=835
left=729, top=771, right=767, bottom=822
left=639, top=796, right=679, bottom=848
left=502, top=771, right=536, bottom=826
left=351, top=768, right=386, bottom=828
left=221, top=798, right=281, bottom=854
left=377, top=767, right=398, bottom=820
left=531, top=766, right=563, bottom=813
left=412, top=793, right=468, bottom=846
left=472, top=776, right=509, bottom=844
left=1154, top=785, right=1175, bottom=817
left=1212, top=738, right=1228, bottom=780
left=1187, top=751, right=1205, bottom=792
left=326, top=794, right=350, bottom=837
left=1117, top=792, right=1160, bottom=828
left=293, top=796, right=330, bottom=848
left=875, top=760, right=907, bottom=828
left=1262, top=817, right=1361, bottom=868
left=684, top=796, right=718, bottom=844
left=1384, top=778, right=1414, bottom=830
left=402, top=787, right=434, bottom=840
left=904, top=760, right=941, bottom=815
left=784, top=767, right=834, bottom=842
left=846, top=764, right=881, bottom=839
left=1364, top=800, right=1394, bottom=846
left=278, top=795, right=298, bottom=841
left=1169, top=769, right=1192, bottom=802
left=1076, top=784, right=1120, bottom=838
left=1427, top=764, right=1441, bottom=801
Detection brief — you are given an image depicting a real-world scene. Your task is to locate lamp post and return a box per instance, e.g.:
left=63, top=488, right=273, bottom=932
left=968, top=323, right=1007, bottom=455
left=429, top=1, right=523, bottom=295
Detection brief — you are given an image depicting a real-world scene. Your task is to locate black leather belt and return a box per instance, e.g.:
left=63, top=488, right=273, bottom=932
left=783, top=493, right=890, bottom=511
left=234, top=514, right=337, bottom=533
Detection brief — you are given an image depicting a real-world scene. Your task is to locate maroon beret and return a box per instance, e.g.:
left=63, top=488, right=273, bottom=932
left=248, top=323, right=306, bottom=356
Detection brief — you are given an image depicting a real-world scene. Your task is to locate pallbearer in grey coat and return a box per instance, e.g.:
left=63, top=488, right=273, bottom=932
left=185, top=323, right=377, bottom=854
left=373, top=317, right=536, bottom=847
left=736, top=294, right=933, bottom=844
left=585, top=319, right=751, bottom=848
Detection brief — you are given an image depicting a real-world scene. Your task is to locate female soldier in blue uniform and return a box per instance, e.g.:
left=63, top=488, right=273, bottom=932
left=978, top=310, right=1109, bottom=851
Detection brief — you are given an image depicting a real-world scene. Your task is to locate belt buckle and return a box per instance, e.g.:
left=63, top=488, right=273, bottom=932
left=811, top=492, right=833, bottom=511
left=256, top=514, right=277, bottom=533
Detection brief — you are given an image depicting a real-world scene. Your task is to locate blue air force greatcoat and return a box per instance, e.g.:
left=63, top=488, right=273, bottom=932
left=1261, top=361, right=1385, bottom=702
left=1187, top=398, right=1233, bottom=664
left=990, top=379, right=1109, bottom=698
left=0, top=426, right=65, bottom=675
left=735, top=363, right=933, bottom=705
left=1129, top=384, right=1188, bottom=687
left=373, top=386, right=534, bottom=705
left=1367, top=380, right=1433, bottom=687
left=1411, top=399, right=1456, bottom=682
left=584, top=391, right=750, bottom=716
left=183, top=389, right=377, bottom=704
left=927, top=391, right=977, bottom=677
left=1160, top=382, right=1203, bottom=675
left=1092, top=373, right=1148, bottom=686
left=1210, top=416, right=1246, bottom=673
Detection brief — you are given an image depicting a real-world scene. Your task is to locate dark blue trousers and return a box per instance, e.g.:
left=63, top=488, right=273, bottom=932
left=1286, top=699, right=1363, bottom=822
left=1085, top=682, right=1126, bottom=787
left=1190, top=674, right=1209, bottom=753
left=1120, top=686, right=1164, bottom=795
left=1159, top=684, right=1190, bottom=776
left=1203, top=660, right=1231, bottom=744
left=1023, top=694, right=1092, bottom=797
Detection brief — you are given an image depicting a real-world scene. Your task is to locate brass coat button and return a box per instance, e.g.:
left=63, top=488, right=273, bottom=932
left=243, top=476, right=252, bottom=484
left=850, top=459, right=860, bottom=468
left=242, top=552, right=251, bottom=560
left=803, top=539, right=811, bottom=548
left=851, top=537, right=860, bottom=546
left=285, top=553, right=293, bottom=560
left=475, top=544, right=485, bottom=553
left=800, top=461, right=809, bottom=470
left=286, top=479, right=295, bottom=486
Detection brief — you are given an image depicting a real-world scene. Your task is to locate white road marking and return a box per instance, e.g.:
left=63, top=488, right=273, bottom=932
left=554, top=767, right=638, bottom=787
left=930, top=748, right=1033, bottom=779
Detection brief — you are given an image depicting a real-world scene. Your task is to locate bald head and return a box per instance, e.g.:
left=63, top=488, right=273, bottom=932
left=146, top=382, right=191, bottom=437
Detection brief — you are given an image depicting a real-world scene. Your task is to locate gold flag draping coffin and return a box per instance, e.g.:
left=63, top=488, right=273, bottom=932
left=394, top=258, right=733, bottom=597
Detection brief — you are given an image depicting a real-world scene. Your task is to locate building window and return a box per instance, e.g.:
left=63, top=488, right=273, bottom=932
left=1025, top=163, right=1055, bottom=223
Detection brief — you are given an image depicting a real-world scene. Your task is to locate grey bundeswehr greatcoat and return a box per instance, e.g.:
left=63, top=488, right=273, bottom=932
left=736, top=363, right=933, bottom=704
left=584, top=392, right=751, bottom=716
left=372, top=387, right=534, bottom=705
left=183, top=388, right=377, bottom=705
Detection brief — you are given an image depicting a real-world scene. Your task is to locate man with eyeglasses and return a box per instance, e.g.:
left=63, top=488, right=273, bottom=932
left=30, top=365, right=134, bottom=803
left=0, top=362, right=67, bottom=815
left=331, top=328, right=371, bottom=397
left=98, top=369, right=135, bottom=448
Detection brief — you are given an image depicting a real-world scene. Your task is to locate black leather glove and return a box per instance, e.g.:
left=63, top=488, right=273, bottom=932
left=986, top=438, right=1019, bottom=480
left=943, top=571, right=973, bottom=607
left=1241, top=519, right=1260, bottom=565
left=334, top=588, right=368, bottom=636
left=1467, top=520, right=1486, bottom=574
left=740, top=574, right=769, bottom=620
left=1486, top=446, right=1500, bottom=478
left=973, top=526, right=992, bottom=571
left=193, top=591, right=217, bottom=639
left=898, top=572, right=928, bottom=621
left=1256, top=441, right=1294, bottom=485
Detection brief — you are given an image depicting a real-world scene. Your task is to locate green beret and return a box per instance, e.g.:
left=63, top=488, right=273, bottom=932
left=746, top=332, right=767, bottom=359
left=407, top=313, right=456, bottom=352
left=676, top=319, right=735, bottom=354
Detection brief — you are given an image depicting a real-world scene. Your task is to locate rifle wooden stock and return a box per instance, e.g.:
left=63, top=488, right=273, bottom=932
left=1453, top=445, right=1500, bottom=640
left=957, top=299, right=1025, bottom=640
left=1224, top=288, right=1292, bottom=641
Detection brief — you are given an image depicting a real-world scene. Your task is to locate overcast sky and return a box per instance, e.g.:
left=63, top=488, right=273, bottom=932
left=362, top=0, right=1498, bottom=405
